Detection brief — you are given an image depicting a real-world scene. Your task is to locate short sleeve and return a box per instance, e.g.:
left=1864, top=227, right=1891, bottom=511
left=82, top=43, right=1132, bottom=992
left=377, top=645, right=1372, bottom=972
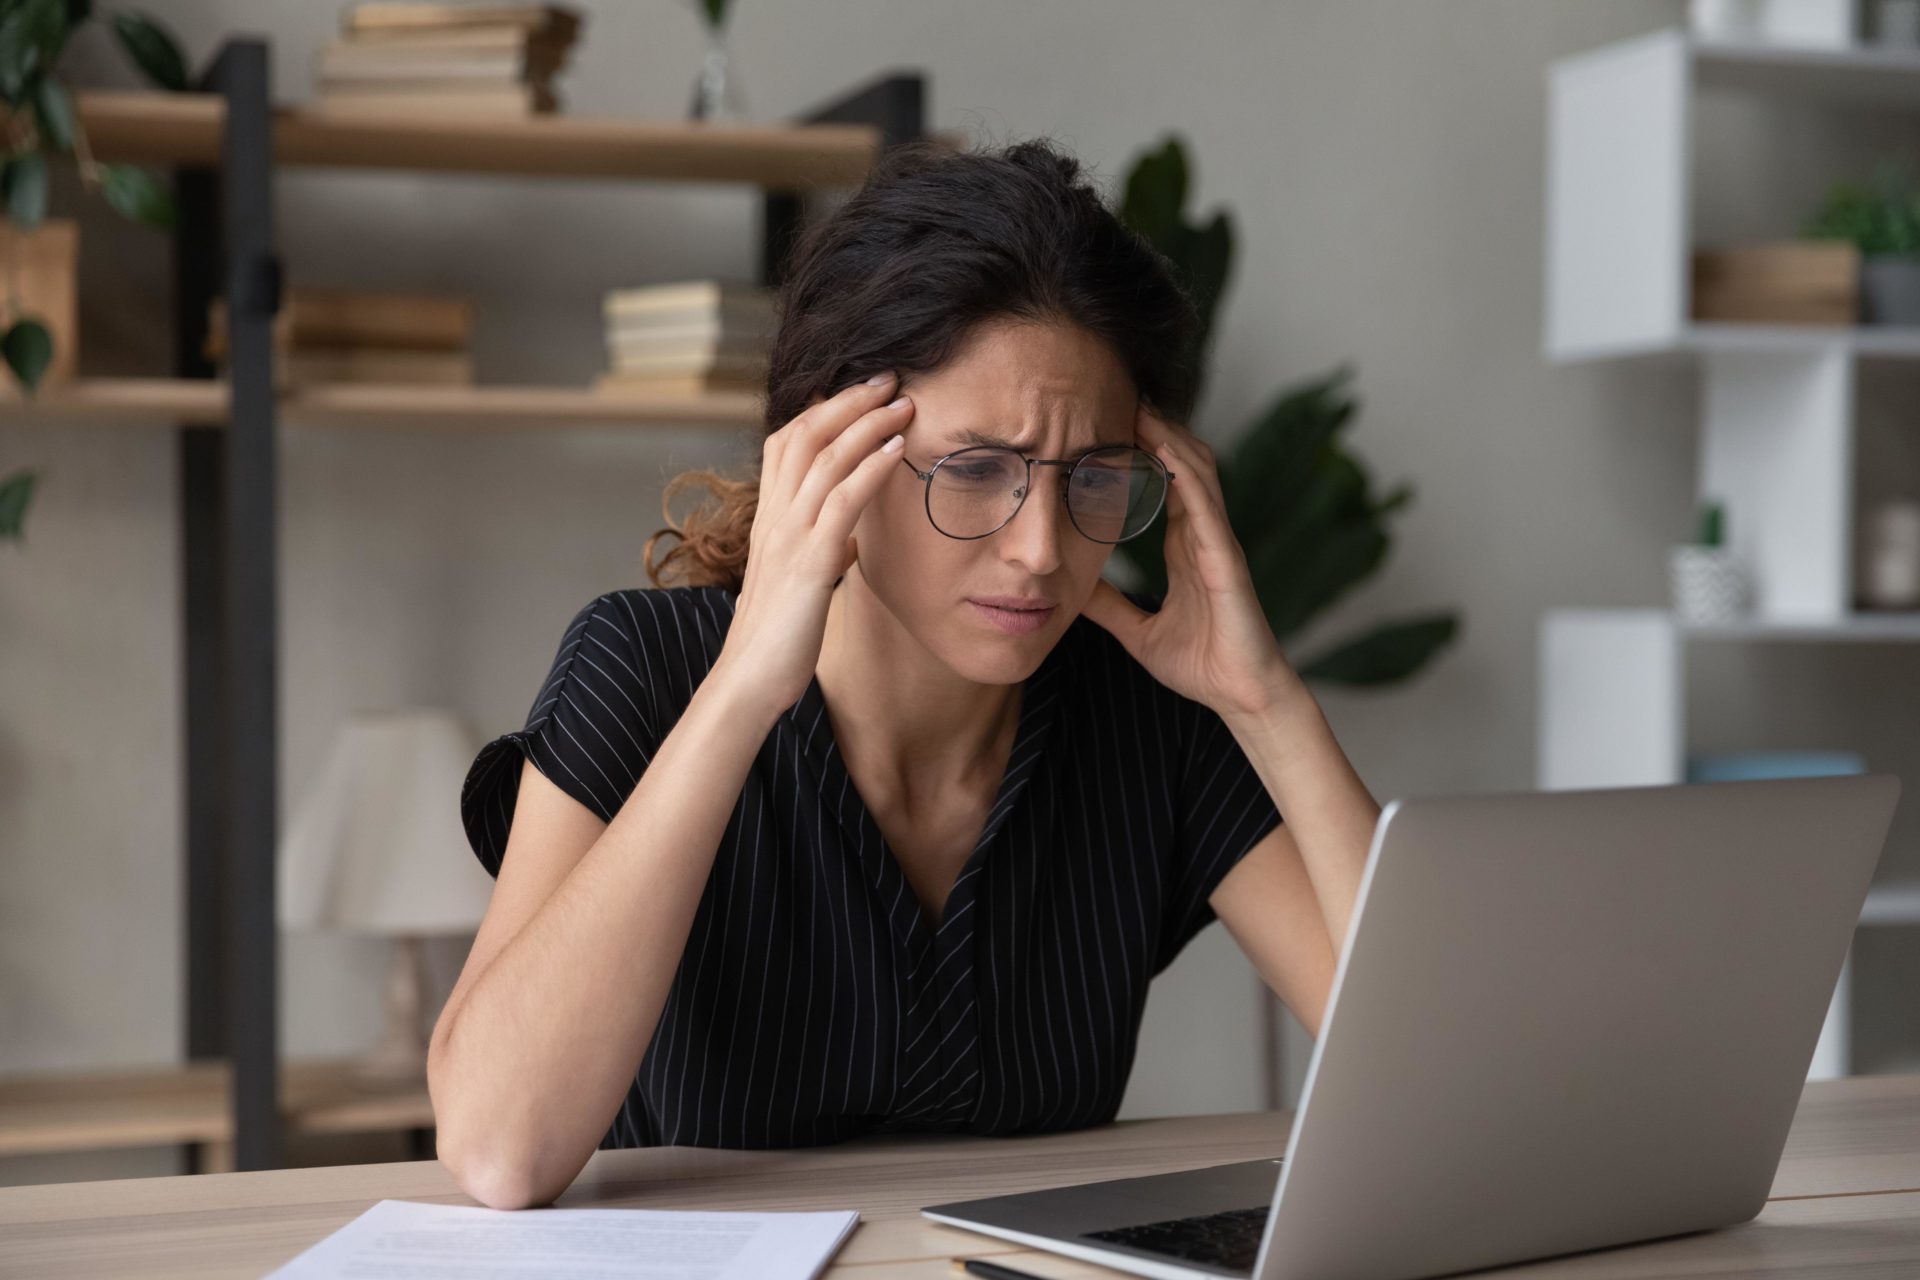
left=1152, top=671, right=1286, bottom=976
left=459, top=592, right=661, bottom=879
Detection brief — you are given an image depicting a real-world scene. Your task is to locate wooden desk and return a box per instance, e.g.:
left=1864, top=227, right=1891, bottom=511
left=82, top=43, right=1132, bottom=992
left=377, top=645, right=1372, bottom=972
left=4, top=1075, right=1920, bottom=1278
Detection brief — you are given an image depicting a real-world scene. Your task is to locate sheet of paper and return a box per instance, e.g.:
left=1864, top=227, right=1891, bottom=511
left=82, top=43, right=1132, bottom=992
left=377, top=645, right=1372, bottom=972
left=266, top=1198, right=861, bottom=1280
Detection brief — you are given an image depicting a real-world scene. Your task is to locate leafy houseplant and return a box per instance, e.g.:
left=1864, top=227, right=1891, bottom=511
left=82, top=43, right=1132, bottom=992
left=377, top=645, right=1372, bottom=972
left=1111, top=136, right=1460, bottom=687
left=0, top=1, right=190, bottom=541
left=1804, top=161, right=1920, bottom=325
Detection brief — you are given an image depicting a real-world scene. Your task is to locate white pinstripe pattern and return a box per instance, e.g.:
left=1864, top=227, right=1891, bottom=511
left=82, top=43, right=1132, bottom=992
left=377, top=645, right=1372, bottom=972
left=456, top=584, right=1284, bottom=1150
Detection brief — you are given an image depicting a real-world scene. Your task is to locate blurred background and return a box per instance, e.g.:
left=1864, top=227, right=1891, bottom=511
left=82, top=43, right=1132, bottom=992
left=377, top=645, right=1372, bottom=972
left=2, top=0, right=1918, bottom=1185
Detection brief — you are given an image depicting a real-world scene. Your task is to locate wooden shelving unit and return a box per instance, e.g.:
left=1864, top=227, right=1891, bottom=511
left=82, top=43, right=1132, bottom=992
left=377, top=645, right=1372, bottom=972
left=0, top=1058, right=434, bottom=1174
left=64, top=88, right=892, bottom=185
left=0, top=375, right=765, bottom=429
left=0, top=38, right=928, bottom=1173
left=1538, top=26, right=1920, bottom=1080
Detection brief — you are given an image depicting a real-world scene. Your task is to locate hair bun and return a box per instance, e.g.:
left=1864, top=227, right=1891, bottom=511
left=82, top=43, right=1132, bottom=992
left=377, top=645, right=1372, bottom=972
left=1003, top=138, right=1084, bottom=187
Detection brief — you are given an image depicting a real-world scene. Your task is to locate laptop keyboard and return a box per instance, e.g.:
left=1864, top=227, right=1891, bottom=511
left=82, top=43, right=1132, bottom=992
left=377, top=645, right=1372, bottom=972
left=1082, top=1204, right=1269, bottom=1273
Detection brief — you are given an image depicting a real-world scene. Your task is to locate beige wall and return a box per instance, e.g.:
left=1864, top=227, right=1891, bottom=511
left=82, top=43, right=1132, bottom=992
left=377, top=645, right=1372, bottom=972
left=6, top=0, right=1917, bottom=1185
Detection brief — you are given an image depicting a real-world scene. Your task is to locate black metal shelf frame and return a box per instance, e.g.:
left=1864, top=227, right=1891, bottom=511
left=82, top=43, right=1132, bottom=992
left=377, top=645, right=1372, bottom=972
left=166, top=36, right=923, bottom=1171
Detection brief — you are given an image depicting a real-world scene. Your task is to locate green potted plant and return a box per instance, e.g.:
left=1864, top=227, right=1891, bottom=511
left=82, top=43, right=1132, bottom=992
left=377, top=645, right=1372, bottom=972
left=1, top=1, right=187, bottom=393
left=1804, top=161, right=1920, bottom=325
left=1, top=2, right=189, bottom=537
left=1111, top=135, right=1459, bottom=687
left=1669, top=497, right=1749, bottom=624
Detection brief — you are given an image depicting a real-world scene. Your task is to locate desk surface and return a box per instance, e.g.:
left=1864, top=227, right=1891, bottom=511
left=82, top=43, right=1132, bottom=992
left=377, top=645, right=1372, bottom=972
left=4, top=1074, right=1920, bottom=1278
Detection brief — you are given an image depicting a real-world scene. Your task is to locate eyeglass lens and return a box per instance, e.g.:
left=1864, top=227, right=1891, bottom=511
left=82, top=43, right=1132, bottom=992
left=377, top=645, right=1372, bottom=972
left=927, top=446, right=1166, bottom=541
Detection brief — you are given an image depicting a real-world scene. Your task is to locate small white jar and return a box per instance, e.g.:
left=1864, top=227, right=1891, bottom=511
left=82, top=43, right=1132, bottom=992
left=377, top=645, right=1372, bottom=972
left=1670, top=544, right=1751, bottom=624
left=1863, top=499, right=1920, bottom=609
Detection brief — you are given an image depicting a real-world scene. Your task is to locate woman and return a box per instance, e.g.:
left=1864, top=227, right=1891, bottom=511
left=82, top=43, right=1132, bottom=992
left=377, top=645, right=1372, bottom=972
left=431, top=135, right=1381, bottom=1210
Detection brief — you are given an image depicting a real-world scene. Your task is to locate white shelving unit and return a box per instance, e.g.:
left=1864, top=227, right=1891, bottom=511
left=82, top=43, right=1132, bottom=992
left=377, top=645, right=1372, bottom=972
left=1539, top=28, right=1920, bottom=1080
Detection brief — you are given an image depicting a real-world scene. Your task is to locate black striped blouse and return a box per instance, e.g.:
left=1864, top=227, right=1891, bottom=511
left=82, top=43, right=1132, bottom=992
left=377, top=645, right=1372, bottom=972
left=459, top=584, right=1285, bottom=1151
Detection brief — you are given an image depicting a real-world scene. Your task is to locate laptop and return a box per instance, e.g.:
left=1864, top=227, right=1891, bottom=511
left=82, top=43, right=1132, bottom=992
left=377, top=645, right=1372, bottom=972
left=922, top=774, right=1902, bottom=1280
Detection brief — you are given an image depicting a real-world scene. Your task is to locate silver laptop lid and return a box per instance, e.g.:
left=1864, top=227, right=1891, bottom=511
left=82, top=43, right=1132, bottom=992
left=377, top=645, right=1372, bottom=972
left=1258, top=774, right=1901, bottom=1280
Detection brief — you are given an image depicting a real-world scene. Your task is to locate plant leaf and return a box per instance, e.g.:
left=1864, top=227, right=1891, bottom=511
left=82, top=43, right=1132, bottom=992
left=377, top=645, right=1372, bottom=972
left=1220, top=364, right=1358, bottom=549
left=1117, top=135, right=1238, bottom=404
left=109, top=10, right=189, bottom=91
left=99, top=162, right=174, bottom=228
left=0, top=0, right=69, bottom=101
left=3, top=316, right=55, bottom=393
left=0, top=468, right=38, bottom=540
left=1294, top=613, right=1460, bottom=686
left=1120, top=136, right=1188, bottom=247
left=1252, top=508, right=1390, bottom=643
left=3, top=150, right=49, bottom=228
left=32, top=74, right=73, bottom=150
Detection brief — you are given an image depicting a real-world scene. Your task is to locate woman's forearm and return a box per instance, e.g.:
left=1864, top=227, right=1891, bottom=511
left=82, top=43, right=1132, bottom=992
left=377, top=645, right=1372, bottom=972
left=1220, top=667, right=1381, bottom=953
left=429, top=656, right=782, bottom=1207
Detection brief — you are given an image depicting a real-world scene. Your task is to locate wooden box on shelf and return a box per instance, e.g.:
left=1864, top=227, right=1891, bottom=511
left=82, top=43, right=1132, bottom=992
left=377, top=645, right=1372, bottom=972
left=0, top=218, right=79, bottom=383
left=1691, top=240, right=1860, bottom=325
left=204, top=287, right=477, bottom=387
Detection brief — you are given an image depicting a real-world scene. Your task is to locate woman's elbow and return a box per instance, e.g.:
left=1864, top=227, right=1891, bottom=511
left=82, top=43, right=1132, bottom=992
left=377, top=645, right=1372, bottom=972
left=442, top=1141, right=560, bottom=1210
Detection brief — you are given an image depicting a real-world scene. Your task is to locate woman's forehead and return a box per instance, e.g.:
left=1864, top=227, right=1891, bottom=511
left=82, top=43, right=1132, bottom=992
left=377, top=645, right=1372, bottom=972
left=907, top=344, right=1138, bottom=451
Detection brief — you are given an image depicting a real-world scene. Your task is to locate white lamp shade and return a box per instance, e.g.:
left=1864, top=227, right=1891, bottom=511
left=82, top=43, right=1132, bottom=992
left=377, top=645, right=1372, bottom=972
left=279, top=707, right=498, bottom=935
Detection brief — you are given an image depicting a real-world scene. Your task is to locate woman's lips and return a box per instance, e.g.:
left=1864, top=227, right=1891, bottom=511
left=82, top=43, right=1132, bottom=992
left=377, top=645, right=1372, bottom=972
left=968, top=599, right=1056, bottom=635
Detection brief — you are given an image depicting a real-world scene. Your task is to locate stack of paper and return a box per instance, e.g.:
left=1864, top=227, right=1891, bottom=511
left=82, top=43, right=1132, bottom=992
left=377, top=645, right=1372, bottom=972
left=267, top=1198, right=860, bottom=1279
left=594, top=279, right=776, bottom=397
left=313, top=3, right=583, bottom=117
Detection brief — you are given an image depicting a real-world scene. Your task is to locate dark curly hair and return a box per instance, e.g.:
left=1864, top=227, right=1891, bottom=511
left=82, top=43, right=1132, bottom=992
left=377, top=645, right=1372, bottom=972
left=642, top=132, right=1203, bottom=591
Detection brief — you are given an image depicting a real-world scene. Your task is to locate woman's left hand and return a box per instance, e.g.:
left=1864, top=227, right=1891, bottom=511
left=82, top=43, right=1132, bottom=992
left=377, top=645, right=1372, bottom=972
left=1080, top=403, right=1298, bottom=722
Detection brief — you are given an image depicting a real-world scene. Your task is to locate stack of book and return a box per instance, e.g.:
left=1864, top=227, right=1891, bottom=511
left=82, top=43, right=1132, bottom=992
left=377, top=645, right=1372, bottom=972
left=311, top=3, right=584, bottom=117
left=593, top=280, right=776, bottom=396
left=1691, top=241, right=1861, bottom=326
left=205, top=286, right=476, bottom=387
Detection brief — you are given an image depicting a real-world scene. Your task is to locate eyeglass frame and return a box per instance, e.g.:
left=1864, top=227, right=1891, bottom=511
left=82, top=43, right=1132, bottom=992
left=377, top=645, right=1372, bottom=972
left=896, top=443, right=1176, bottom=543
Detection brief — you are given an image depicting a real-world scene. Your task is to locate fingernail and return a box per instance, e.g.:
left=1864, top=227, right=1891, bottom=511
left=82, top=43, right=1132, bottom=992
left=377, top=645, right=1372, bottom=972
left=866, top=370, right=896, bottom=385
left=882, top=434, right=904, bottom=453
left=889, top=394, right=910, bottom=409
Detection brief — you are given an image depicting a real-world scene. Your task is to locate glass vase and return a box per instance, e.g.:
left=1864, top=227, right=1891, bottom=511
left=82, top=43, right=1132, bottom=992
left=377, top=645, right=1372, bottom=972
left=688, top=25, right=748, bottom=122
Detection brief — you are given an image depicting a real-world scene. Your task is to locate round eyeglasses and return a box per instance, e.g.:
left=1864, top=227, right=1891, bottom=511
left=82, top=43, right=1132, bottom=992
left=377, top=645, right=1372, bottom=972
left=897, top=444, right=1175, bottom=543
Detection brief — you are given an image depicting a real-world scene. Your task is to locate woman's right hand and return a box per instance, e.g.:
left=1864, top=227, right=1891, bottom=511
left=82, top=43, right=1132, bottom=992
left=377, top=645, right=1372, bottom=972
left=714, top=369, right=916, bottom=716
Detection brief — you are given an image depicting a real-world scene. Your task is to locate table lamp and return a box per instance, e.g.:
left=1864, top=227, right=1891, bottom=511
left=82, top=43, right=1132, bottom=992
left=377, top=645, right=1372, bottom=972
left=279, top=707, right=498, bottom=1088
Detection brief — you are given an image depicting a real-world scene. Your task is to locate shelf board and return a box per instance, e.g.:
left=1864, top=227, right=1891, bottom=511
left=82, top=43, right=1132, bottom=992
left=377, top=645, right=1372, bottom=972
left=1552, top=323, right=1920, bottom=364
left=1693, top=35, right=1920, bottom=109
left=0, top=1056, right=430, bottom=1158
left=282, top=380, right=763, bottom=429
left=0, top=376, right=764, bottom=430
left=1688, top=322, right=1920, bottom=358
left=47, top=90, right=909, bottom=186
left=1681, top=611, right=1920, bottom=641
left=0, top=376, right=227, bottom=423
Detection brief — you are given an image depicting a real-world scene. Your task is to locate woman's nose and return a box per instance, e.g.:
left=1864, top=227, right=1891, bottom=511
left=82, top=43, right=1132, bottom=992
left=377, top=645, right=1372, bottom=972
left=1001, top=468, right=1068, bottom=572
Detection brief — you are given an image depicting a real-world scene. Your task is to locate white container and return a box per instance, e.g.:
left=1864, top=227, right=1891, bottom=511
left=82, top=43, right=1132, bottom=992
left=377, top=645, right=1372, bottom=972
left=1862, top=499, right=1920, bottom=608
left=1671, top=544, right=1752, bottom=623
